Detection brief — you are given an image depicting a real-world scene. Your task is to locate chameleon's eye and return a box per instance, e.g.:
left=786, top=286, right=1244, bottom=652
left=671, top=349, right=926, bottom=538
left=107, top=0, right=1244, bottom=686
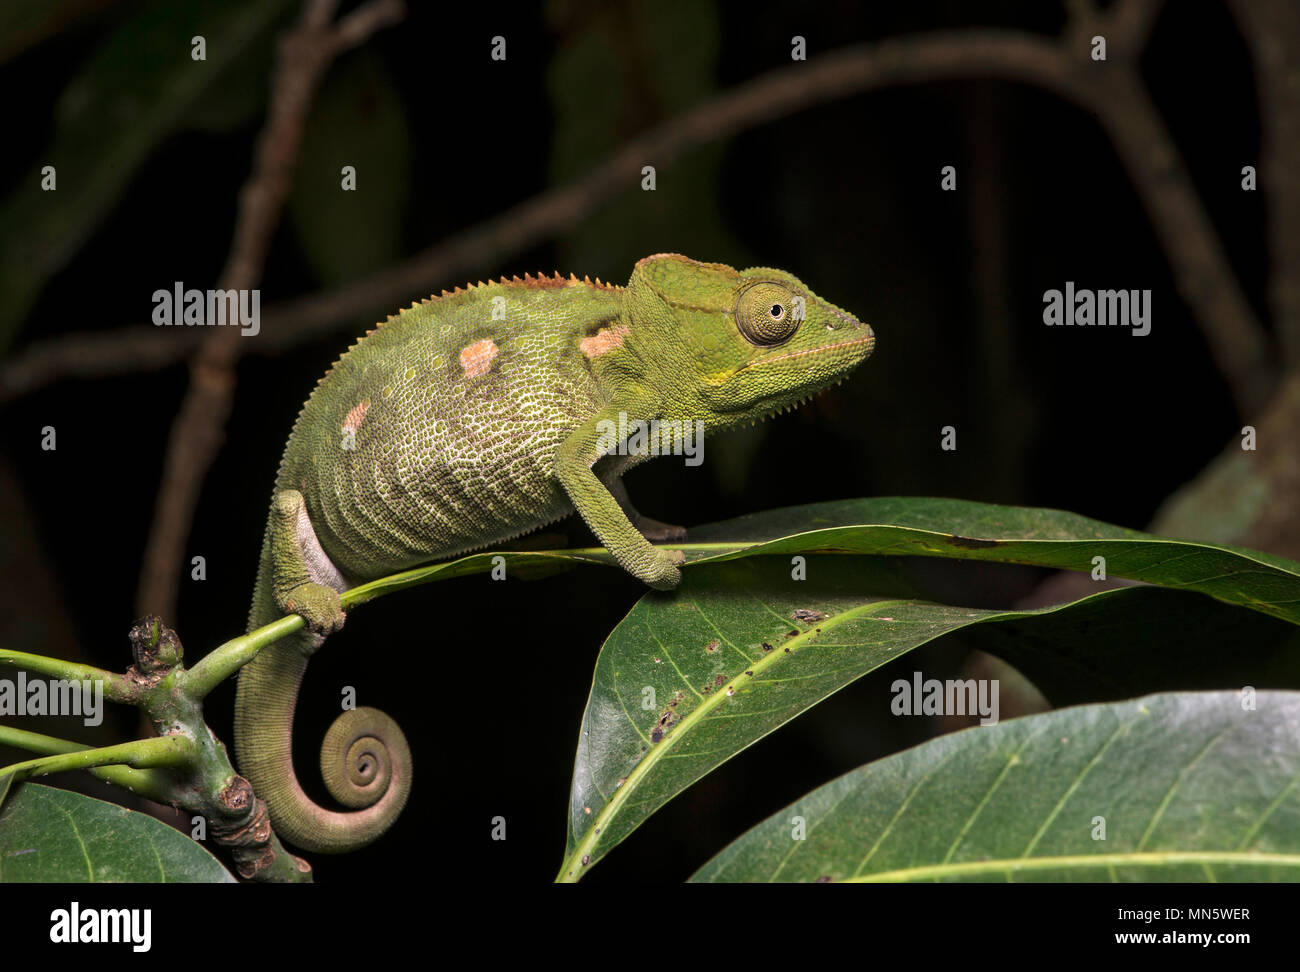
left=736, top=282, right=799, bottom=346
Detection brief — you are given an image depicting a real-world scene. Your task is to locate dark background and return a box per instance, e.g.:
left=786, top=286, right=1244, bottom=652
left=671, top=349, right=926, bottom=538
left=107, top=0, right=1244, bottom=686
left=0, top=0, right=1280, bottom=883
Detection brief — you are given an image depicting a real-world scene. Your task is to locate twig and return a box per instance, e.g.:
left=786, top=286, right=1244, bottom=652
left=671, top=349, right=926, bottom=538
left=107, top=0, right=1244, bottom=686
left=133, top=0, right=404, bottom=622
left=0, top=724, right=168, bottom=795
left=0, top=647, right=135, bottom=702
left=0, top=736, right=195, bottom=788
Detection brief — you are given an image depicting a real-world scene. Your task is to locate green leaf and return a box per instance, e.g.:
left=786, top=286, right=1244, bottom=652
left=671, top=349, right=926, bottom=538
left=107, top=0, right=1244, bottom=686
left=691, top=691, right=1300, bottom=882
left=682, top=497, right=1300, bottom=625
left=0, top=0, right=291, bottom=349
left=0, top=783, right=234, bottom=882
left=557, top=553, right=1300, bottom=880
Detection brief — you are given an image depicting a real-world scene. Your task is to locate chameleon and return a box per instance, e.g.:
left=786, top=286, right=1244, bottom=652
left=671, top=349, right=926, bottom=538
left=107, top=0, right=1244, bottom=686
left=233, top=253, right=875, bottom=855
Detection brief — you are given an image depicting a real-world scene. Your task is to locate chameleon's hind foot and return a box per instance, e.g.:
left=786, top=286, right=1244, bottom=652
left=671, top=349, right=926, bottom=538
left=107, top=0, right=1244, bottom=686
left=281, top=582, right=345, bottom=652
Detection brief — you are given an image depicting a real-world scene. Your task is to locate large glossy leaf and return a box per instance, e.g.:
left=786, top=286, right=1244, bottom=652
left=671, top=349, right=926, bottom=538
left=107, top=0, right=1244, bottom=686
left=0, top=783, right=234, bottom=882
left=681, top=497, right=1300, bottom=625
left=557, top=556, right=1300, bottom=880
left=691, top=691, right=1300, bottom=882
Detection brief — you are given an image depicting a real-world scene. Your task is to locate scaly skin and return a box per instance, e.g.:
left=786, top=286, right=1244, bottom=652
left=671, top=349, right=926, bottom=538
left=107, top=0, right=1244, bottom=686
left=234, top=253, right=875, bottom=855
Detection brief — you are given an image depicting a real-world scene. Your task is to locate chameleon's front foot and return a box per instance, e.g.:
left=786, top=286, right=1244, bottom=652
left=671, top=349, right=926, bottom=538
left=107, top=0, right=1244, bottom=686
left=641, top=548, right=686, bottom=590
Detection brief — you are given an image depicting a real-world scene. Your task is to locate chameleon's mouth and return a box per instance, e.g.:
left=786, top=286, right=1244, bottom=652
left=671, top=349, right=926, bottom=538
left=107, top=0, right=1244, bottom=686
left=759, top=328, right=875, bottom=366
left=739, top=324, right=876, bottom=372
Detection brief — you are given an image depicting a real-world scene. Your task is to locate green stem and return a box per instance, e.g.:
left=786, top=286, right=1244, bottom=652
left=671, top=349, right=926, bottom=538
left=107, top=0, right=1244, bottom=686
left=0, top=649, right=134, bottom=702
left=183, top=615, right=303, bottom=700
left=0, top=735, right=195, bottom=784
left=0, top=723, right=89, bottom=755
left=181, top=546, right=633, bottom=697
left=0, top=725, right=172, bottom=798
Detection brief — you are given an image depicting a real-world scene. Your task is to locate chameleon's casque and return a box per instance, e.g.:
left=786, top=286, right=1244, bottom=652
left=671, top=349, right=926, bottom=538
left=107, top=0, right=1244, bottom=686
left=234, top=253, right=874, bottom=860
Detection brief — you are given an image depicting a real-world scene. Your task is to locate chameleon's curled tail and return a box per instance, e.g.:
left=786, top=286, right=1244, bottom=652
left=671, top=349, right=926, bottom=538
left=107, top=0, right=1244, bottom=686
left=233, top=543, right=412, bottom=855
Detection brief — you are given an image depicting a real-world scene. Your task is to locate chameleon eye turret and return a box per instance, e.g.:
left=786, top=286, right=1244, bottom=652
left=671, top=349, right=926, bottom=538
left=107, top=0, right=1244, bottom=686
left=736, top=281, right=800, bottom=345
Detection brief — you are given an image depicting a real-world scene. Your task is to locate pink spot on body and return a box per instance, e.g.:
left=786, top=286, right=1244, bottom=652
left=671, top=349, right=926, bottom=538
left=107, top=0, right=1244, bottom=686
left=343, top=399, right=369, bottom=431
left=459, top=339, right=499, bottom=378
left=580, top=324, right=630, bottom=359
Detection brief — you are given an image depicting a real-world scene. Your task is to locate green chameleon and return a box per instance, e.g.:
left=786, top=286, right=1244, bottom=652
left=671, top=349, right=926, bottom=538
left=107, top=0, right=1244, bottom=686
left=234, top=253, right=875, bottom=854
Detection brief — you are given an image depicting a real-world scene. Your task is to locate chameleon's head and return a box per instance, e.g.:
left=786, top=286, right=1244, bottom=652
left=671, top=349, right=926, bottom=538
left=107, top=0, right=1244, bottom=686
left=626, top=253, right=875, bottom=426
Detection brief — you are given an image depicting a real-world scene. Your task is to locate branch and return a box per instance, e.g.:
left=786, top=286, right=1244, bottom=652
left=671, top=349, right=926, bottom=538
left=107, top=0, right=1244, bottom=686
left=0, top=616, right=317, bottom=881
left=0, top=648, right=134, bottom=702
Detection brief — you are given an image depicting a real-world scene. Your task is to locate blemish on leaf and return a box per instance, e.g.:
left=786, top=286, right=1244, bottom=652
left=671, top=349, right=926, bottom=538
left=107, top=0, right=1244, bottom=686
left=945, top=534, right=1001, bottom=550
left=459, top=338, right=499, bottom=377
left=793, top=609, right=826, bottom=623
left=786, top=629, right=799, bottom=638
left=704, top=639, right=720, bottom=654
left=714, top=674, right=726, bottom=687
left=761, top=642, right=774, bottom=652
left=651, top=728, right=664, bottom=743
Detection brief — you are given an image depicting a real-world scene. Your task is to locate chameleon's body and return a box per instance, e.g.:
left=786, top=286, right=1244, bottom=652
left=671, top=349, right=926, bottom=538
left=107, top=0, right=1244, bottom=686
left=234, top=253, right=874, bottom=855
